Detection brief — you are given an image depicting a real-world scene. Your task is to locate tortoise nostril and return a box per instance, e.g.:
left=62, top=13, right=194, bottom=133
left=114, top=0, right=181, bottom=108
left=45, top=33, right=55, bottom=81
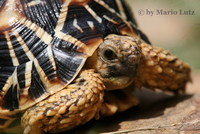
left=103, top=49, right=118, bottom=61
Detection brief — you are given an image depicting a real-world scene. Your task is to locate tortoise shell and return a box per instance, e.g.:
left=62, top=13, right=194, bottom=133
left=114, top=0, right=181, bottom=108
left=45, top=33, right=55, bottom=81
left=0, top=0, right=149, bottom=113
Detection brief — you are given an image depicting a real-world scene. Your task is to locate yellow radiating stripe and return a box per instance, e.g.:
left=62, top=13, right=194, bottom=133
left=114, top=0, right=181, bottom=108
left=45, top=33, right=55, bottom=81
left=12, top=31, right=35, bottom=61
left=5, top=33, right=19, bottom=66
left=20, top=19, right=53, bottom=45
left=103, top=15, right=119, bottom=24
left=87, top=21, right=94, bottom=30
left=27, top=1, right=44, bottom=7
left=23, top=61, right=33, bottom=96
left=13, top=29, right=56, bottom=93
left=73, top=18, right=83, bottom=32
left=14, top=20, right=57, bottom=71
left=55, top=31, right=89, bottom=55
left=13, top=31, right=56, bottom=75
left=94, top=0, right=131, bottom=25
left=46, top=45, right=56, bottom=70
left=93, top=0, right=124, bottom=23
left=1, top=68, right=19, bottom=100
left=84, top=4, right=102, bottom=23
left=94, top=0, right=117, bottom=14
left=94, top=0, right=134, bottom=36
left=2, top=77, right=12, bottom=94
left=55, top=0, right=70, bottom=32
left=115, top=0, right=127, bottom=20
left=33, top=59, right=49, bottom=89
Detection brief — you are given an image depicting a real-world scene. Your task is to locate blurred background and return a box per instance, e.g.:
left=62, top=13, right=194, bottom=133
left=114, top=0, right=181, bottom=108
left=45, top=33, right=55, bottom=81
left=127, top=0, right=200, bottom=71
left=1, top=1, right=199, bottom=134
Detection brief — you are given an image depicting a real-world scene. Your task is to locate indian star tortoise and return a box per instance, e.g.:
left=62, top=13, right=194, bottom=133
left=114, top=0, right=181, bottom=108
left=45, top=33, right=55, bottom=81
left=0, top=0, right=191, bottom=134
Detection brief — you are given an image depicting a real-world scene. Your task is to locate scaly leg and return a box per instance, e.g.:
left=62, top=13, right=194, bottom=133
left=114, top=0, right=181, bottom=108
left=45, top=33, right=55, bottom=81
left=21, top=70, right=105, bottom=134
left=133, top=43, right=191, bottom=93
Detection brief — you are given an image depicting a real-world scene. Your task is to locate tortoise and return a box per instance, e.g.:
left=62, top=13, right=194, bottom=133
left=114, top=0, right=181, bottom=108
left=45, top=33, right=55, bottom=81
left=0, top=0, right=191, bottom=134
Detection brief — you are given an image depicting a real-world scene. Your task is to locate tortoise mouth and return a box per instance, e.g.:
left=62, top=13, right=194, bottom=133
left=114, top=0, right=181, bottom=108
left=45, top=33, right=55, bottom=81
left=103, top=76, right=134, bottom=90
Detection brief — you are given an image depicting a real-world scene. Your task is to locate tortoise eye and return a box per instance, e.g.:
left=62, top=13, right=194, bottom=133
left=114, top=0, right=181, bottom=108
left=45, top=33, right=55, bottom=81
left=103, top=49, right=118, bottom=61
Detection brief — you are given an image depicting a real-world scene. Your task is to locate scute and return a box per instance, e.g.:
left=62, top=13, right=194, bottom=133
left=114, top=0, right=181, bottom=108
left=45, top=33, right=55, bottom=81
left=0, top=0, right=145, bottom=113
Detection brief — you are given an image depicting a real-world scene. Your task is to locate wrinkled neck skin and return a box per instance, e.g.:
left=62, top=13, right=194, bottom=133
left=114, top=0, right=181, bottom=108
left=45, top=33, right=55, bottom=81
left=86, top=34, right=142, bottom=90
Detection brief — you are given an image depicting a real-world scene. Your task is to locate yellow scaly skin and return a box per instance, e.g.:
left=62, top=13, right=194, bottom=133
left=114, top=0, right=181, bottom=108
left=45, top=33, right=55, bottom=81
left=22, top=70, right=105, bottom=134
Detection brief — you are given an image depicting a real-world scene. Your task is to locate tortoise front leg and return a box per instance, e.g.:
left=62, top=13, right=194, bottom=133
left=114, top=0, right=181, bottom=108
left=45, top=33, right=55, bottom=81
left=21, top=70, right=105, bottom=134
left=100, top=89, right=139, bottom=117
left=133, top=43, right=191, bottom=93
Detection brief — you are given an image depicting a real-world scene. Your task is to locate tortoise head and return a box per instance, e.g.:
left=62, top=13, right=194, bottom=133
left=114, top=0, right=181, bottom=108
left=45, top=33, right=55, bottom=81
left=86, top=34, right=142, bottom=90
